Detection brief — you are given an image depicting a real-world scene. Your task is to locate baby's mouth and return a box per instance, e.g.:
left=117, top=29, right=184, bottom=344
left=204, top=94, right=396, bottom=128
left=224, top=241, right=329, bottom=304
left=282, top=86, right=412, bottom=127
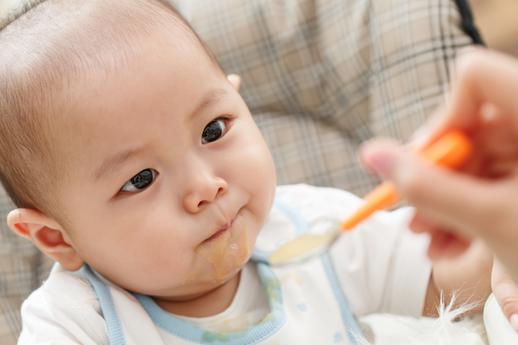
left=203, top=224, right=231, bottom=243
left=195, top=210, right=250, bottom=281
left=203, top=209, right=241, bottom=243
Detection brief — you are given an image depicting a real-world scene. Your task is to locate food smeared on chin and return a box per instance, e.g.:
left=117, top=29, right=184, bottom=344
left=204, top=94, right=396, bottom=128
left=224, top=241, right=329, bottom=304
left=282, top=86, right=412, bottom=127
left=196, top=215, right=250, bottom=281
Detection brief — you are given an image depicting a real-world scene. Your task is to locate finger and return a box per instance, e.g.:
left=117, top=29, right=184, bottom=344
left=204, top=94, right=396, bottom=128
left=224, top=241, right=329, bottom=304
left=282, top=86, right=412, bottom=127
left=409, top=213, right=435, bottom=234
left=410, top=214, right=473, bottom=260
left=447, top=49, right=518, bottom=130
left=426, top=228, right=472, bottom=261
left=492, top=260, right=518, bottom=331
left=477, top=104, right=518, bottom=155
left=408, top=49, right=518, bottom=148
left=359, top=137, right=400, bottom=175
left=432, top=239, right=492, bottom=312
left=361, top=141, right=509, bottom=240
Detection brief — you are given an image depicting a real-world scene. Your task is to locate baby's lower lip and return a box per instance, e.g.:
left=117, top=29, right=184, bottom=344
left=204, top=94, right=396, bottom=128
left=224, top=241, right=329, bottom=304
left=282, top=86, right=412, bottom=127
left=204, top=227, right=229, bottom=242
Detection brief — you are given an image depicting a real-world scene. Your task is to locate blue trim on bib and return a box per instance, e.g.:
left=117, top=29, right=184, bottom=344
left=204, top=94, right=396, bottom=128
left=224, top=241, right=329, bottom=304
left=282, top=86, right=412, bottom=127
left=320, top=254, right=362, bottom=344
left=134, top=263, right=285, bottom=344
left=81, top=265, right=126, bottom=345
left=251, top=248, right=271, bottom=263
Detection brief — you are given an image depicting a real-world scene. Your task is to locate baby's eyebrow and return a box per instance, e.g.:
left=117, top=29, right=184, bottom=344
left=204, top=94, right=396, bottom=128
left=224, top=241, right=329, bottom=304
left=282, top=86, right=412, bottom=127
left=190, top=88, right=227, bottom=120
left=94, top=146, right=145, bottom=182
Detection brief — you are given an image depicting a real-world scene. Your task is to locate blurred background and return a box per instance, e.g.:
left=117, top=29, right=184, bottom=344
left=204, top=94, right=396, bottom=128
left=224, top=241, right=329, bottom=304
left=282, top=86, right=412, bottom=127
left=471, top=0, right=518, bottom=56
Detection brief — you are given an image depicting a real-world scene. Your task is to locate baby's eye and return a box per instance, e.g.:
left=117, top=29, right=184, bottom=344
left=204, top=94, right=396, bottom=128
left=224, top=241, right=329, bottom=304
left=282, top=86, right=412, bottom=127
left=120, top=169, right=158, bottom=193
left=201, top=118, right=228, bottom=144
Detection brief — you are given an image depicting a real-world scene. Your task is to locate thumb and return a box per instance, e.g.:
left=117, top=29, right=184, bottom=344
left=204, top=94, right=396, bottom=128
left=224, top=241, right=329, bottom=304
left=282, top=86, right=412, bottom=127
left=361, top=140, right=504, bottom=240
left=492, top=260, right=518, bottom=331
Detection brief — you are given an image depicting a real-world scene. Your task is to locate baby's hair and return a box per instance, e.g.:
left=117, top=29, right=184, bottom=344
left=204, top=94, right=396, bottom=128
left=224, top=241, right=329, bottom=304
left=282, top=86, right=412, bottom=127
left=0, top=0, right=46, bottom=30
left=0, top=0, right=221, bottom=221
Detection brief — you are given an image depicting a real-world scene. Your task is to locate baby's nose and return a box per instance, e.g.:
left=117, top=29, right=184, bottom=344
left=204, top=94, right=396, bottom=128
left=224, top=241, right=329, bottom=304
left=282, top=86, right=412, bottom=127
left=182, top=176, right=227, bottom=213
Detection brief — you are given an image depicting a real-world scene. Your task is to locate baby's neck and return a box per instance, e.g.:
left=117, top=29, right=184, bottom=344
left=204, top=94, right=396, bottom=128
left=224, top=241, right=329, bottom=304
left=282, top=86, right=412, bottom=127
left=154, top=272, right=241, bottom=318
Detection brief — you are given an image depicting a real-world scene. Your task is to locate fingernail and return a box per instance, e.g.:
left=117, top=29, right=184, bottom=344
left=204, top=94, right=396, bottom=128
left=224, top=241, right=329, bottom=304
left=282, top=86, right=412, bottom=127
left=366, top=149, right=398, bottom=178
left=510, top=314, right=518, bottom=332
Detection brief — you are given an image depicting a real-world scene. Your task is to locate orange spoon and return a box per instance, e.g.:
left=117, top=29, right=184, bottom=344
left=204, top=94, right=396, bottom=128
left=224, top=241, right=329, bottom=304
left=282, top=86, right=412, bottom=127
left=269, top=130, right=473, bottom=265
left=341, top=130, right=474, bottom=231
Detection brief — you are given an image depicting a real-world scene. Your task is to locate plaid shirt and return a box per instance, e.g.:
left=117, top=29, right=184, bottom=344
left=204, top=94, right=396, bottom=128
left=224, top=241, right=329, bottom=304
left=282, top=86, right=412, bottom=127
left=0, top=0, right=481, bottom=342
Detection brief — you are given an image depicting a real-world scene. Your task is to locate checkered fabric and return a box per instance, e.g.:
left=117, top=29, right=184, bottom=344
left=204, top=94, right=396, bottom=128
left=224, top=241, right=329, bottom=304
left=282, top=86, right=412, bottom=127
left=181, top=0, right=481, bottom=195
left=0, top=0, right=481, bottom=342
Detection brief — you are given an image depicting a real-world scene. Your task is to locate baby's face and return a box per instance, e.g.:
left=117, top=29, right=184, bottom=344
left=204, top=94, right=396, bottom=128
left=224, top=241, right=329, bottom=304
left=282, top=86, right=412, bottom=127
left=51, top=28, right=276, bottom=300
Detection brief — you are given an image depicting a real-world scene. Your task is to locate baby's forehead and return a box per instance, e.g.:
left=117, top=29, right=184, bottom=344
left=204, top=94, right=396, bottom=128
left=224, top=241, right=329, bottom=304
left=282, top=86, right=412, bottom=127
left=0, top=0, right=220, bottom=165
left=0, top=0, right=210, bottom=89
left=0, top=0, right=217, bottom=125
left=1, top=0, right=185, bottom=31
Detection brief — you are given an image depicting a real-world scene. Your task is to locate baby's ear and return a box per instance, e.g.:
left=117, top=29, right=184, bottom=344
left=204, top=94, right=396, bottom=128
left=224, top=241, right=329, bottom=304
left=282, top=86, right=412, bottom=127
left=7, top=208, right=84, bottom=271
left=227, top=74, right=241, bottom=91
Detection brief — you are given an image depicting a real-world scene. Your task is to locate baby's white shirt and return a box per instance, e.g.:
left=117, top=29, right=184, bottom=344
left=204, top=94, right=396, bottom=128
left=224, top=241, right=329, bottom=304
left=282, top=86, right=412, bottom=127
left=177, top=264, right=269, bottom=333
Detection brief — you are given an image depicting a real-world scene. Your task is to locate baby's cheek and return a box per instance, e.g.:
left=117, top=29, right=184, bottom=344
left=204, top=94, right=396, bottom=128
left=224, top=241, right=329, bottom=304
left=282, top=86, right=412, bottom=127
left=120, top=234, right=191, bottom=283
left=246, top=145, right=276, bottom=198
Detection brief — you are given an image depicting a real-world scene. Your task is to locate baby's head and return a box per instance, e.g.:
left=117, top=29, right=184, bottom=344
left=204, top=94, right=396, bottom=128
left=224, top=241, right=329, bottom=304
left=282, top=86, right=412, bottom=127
left=1, top=0, right=276, bottom=301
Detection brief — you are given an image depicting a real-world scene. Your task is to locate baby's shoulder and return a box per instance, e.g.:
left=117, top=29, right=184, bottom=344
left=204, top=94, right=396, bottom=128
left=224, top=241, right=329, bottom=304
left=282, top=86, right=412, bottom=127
left=19, top=264, right=108, bottom=344
left=34, top=264, right=97, bottom=304
left=22, top=263, right=101, bottom=320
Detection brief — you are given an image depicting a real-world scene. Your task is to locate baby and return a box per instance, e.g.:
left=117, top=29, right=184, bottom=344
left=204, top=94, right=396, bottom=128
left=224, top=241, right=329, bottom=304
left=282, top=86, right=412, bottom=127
left=0, top=0, right=491, bottom=344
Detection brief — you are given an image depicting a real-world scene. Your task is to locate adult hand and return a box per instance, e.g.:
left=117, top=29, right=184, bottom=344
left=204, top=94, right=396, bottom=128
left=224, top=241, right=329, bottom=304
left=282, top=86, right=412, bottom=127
left=360, top=48, right=518, bottom=327
left=492, top=260, right=518, bottom=330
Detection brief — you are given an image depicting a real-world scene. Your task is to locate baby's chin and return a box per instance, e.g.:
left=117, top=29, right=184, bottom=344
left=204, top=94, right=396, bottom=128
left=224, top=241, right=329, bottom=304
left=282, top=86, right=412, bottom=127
left=194, top=213, right=254, bottom=281
left=155, top=212, right=256, bottom=299
left=153, top=272, right=243, bottom=303
left=131, top=258, right=248, bottom=303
